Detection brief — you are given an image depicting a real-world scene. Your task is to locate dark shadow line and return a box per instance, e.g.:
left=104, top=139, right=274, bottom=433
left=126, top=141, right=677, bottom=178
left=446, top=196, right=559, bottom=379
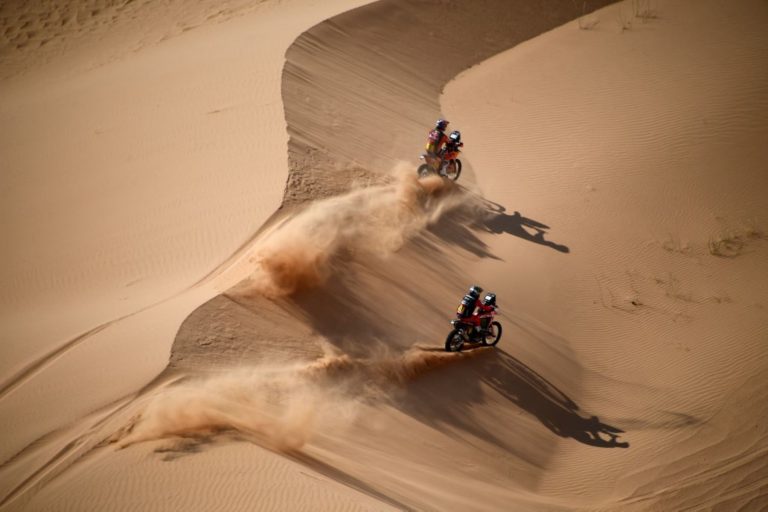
left=485, top=349, right=628, bottom=448
left=478, top=209, right=570, bottom=253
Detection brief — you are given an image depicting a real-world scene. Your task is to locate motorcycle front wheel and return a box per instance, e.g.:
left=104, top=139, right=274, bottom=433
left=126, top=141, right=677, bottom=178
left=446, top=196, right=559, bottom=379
left=445, top=329, right=465, bottom=352
left=417, top=164, right=431, bottom=178
left=482, top=321, right=502, bottom=346
left=444, top=159, right=462, bottom=181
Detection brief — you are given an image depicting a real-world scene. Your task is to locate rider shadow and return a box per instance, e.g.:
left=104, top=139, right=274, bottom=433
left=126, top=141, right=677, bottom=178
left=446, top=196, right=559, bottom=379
left=468, top=199, right=570, bottom=253
left=476, top=206, right=570, bottom=254
left=427, top=195, right=570, bottom=256
left=482, top=349, right=628, bottom=448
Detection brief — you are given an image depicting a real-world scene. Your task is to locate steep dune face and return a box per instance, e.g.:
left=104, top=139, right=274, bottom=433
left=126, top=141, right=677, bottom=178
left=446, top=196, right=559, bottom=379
left=280, top=0, right=615, bottom=205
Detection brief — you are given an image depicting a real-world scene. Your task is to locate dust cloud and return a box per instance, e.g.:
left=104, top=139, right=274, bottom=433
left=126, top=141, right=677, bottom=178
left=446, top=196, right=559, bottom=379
left=116, top=365, right=354, bottom=452
left=115, top=167, right=479, bottom=452
left=116, top=347, right=488, bottom=451
left=249, top=164, right=463, bottom=297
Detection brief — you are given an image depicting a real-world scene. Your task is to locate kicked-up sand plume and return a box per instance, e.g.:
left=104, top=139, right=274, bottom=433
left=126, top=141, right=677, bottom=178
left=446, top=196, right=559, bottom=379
left=116, top=366, right=350, bottom=452
left=249, top=165, right=461, bottom=297
left=117, top=346, right=488, bottom=452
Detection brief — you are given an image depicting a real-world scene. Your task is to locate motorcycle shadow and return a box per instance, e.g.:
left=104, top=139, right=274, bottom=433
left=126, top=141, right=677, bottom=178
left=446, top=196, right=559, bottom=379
left=424, top=200, right=569, bottom=262
left=478, top=209, right=570, bottom=254
left=482, top=349, right=628, bottom=448
left=396, top=347, right=628, bottom=451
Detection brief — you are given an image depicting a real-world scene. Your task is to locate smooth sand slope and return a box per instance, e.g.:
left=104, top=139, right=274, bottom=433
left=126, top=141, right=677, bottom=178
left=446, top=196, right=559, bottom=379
left=2, top=0, right=768, bottom=510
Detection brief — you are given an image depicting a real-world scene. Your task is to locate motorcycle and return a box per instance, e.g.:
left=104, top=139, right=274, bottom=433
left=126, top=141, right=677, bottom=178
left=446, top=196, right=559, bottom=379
left=417, top=151, right=462, bottom=181
left=444, top=309, right=502, bottom=352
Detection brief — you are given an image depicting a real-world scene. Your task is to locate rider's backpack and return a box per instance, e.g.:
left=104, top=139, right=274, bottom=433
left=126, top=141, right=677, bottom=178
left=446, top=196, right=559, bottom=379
left=456, top=294, right=475, bottom=318
left=426, top=129, right=443, bottom=152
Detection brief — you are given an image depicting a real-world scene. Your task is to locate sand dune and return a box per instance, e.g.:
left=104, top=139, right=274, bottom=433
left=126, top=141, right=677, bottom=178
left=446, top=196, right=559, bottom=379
left=2, top=0, right=767, bottom=510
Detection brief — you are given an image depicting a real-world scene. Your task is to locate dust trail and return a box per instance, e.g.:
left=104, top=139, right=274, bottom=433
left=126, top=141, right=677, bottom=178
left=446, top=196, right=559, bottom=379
left=303, top=346, right=488, bottom=386
left=115, top=167, right=480, bottom=451
left=248, top=163, right=464, bottom=297
left=116, top=366, right=352, bottom=452
left=115, top=347, right=489, bottom=451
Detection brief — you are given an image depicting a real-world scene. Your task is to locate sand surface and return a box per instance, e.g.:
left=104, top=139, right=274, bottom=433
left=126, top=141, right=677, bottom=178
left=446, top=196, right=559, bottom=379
left=2, top=0, right=767, bottom=510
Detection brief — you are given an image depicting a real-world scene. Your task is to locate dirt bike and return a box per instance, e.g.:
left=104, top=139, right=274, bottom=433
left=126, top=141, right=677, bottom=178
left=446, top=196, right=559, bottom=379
left=444, top=309, right=502, bottom=352
left=417, top=151, right=462, bottom=181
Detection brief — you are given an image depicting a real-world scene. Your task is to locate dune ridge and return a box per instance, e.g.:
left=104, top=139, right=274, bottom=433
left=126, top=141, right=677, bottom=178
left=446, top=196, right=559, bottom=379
left=281, top=0, right=615, bottom=204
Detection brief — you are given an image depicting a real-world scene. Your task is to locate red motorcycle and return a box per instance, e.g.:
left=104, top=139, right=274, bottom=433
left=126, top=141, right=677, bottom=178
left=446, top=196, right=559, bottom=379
left=417, top=151, right=462, bottom=181
left=444, top=308, right=502, bottom=352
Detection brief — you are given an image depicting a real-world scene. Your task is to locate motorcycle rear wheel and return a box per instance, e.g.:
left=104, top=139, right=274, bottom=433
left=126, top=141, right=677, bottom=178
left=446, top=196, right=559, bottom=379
left=445, top=329, right=465, bottom=352
left=417, top=164, right=431, bottom=178
left=482, top=321, right=502, bottom=346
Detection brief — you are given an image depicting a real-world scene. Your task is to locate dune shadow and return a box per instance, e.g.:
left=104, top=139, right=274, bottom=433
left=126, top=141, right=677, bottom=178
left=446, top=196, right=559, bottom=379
left=277, top=234, right=465, bottom=357
left=284, top=273, right=406, bottom=356
left=426, top=206, right=499, bottom=259
left=393, top=349, right=518, bottom=455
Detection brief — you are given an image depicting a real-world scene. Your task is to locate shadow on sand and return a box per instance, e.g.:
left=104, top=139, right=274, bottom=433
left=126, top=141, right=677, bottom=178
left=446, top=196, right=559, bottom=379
left=484, top=349, right=628, bottom=448
left=397, top=348, right=628, bottom=450
left=425, top=196, right=570, bottom=257
left=477, top=202, right=570, bottom=254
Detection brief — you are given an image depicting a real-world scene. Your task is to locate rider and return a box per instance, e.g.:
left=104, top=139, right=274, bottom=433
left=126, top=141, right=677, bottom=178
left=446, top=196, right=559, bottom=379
left=456, top=284, right=483, bottom=319
left=456, top=285, right=497, bottom=331
left=477, top=292, right=497, bottom=330
left=425, top=119, right=450, bottom=157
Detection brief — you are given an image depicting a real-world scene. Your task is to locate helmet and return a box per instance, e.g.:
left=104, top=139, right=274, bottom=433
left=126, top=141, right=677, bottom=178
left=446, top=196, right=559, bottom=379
left=435, top=119, right=449, bottom=131
left=468, top=285, right=483, bottom=298
left=449, top=130, right=461, bottom=142
left=482, top=293, right=496, bottom=306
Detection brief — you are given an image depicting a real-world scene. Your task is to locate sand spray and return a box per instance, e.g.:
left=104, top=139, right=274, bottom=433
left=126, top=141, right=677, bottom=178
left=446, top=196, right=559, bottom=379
left=117, top=166, right=484, bottom=451
left=117, top=346, right=487, bottom=451
left=248, top=163, right=464, bottom=297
